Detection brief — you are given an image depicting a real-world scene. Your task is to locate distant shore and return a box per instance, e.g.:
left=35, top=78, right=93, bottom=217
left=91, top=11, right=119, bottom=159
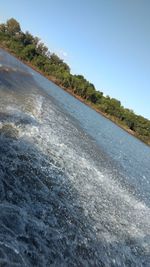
left=0, top=46, right=149, bottom=147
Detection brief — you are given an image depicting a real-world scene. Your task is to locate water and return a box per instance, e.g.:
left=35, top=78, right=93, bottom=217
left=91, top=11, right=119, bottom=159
left=0, top=48, right=150, bottom=266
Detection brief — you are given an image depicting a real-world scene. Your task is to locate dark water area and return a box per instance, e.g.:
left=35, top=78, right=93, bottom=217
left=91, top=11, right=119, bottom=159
left=0, top=48, right=150, bottom=266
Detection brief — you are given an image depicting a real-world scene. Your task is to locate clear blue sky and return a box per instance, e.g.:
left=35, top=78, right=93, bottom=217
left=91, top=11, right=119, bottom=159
left=1, top=0, right=150, bottom=119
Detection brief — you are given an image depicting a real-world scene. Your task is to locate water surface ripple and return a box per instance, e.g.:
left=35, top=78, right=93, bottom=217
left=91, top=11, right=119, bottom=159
left=0, top=49, right=150, bottom=266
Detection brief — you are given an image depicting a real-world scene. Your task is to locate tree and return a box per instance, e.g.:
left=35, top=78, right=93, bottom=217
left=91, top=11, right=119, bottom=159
left=21, top=44, right=36, bottom=61
left=22, top=31, right=34, bottom=46
left=32, top=55, right=46, bottom=70
left=0, top=23, right=6, bottom=33
left=50, top=53, right=63, bottom=65
left=95, top=91, right=103, bottom=104
left=36, top=42, right=48, bottom=57
left=6, top=18, right=21, bottom=35
left=85, top=86, right=95, bottom=101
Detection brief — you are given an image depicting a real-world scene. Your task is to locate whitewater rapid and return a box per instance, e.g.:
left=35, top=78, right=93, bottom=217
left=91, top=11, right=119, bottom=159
left=0, top=49, right=149, bottom=266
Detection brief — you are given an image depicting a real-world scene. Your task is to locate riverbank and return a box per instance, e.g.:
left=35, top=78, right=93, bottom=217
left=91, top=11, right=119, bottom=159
left=0, top=45, right=149, bottom=146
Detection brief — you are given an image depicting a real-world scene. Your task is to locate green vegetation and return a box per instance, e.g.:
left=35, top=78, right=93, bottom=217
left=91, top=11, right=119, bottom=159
left=1, top=18, right=150, bottom=145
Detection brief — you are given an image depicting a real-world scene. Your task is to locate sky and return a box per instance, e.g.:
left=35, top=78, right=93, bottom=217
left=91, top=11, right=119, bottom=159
left=0, top=0, right=150, bottom=119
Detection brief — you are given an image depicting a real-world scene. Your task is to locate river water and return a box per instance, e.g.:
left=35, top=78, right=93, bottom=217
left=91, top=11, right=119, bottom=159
left=0, top=48, right=150, bottom=266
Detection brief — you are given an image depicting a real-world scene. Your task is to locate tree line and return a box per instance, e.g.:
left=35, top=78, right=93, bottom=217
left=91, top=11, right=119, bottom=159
left=0, top=18, right=150, bottom=145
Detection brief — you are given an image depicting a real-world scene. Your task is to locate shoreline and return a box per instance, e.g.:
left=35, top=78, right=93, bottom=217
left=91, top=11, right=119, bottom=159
left=0, top=46, right=149, bottom=147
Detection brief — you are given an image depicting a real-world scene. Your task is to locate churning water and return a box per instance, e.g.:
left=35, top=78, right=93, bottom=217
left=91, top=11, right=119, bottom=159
left=0, top=48, right=150, bottom=266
